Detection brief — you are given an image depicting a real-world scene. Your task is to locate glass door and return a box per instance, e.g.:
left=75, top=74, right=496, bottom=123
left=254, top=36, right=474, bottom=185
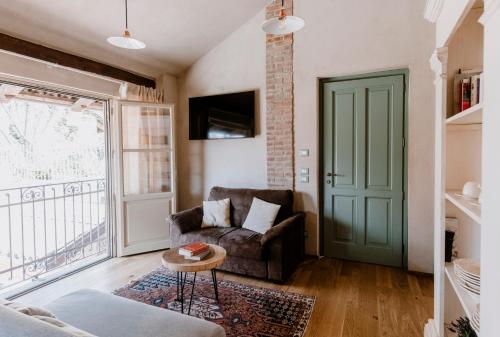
left=115, top=101, right=176, bottom=256
left=0, top=80, right=112, bottom=296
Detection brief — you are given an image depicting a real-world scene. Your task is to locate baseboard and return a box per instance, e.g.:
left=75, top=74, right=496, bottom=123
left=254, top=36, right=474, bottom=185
left=424, top=319, right=440, bottom=337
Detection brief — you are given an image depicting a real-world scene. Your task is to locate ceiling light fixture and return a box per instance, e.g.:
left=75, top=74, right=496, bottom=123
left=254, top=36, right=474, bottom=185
left=262, top=0, right=305, bottom=35
left=107, top=0, right=145, bottom=49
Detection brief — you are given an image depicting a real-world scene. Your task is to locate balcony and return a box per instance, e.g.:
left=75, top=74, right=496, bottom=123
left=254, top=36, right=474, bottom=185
left=0, top=179, right=109, bottom=295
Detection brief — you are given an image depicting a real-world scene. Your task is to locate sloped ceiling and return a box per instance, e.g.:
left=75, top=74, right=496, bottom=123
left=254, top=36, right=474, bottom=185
left=0, top=0, right=269, bottom=78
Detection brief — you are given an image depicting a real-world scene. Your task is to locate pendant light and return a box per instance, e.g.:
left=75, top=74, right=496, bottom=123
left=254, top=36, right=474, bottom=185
left=262, top=0, right=305, bottom=35
left=107, top=0, right=145, bottom=49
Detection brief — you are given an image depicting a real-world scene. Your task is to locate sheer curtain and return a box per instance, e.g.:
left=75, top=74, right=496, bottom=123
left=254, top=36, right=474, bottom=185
left=121, top=82, right=170, bottom=194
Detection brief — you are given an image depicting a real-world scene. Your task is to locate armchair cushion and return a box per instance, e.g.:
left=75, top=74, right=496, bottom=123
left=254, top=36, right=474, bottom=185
left=170, top=206, right=203, bottom=234
left=219, top=228, right=264, bottom=260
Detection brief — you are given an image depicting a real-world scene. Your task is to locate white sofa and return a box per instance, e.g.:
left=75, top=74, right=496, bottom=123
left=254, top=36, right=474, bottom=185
left=0, top=289, right=226, bottom=337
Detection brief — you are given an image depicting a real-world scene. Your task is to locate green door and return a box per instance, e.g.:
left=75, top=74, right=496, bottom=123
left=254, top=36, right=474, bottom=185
left=322, top=75, right=405, bottom=267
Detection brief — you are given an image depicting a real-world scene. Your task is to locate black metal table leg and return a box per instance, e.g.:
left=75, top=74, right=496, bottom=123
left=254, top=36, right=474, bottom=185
left=187, top=272, right=197, bottom=316
left=211, top=269, right=219, bottom=303
left=175, top=272, right=181, bottom=301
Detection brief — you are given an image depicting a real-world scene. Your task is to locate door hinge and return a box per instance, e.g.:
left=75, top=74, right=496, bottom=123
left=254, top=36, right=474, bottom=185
left=402, top=137, right=406, bottom=148
left=402, top=191, right=405, bottom=201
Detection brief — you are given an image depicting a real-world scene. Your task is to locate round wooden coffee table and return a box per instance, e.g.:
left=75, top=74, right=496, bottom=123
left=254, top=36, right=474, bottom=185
left=162, top=244, right=226, bottom=315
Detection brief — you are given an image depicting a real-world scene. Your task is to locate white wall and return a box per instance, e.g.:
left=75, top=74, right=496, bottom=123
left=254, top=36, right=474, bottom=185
left=176, top=0, right=436, bottom=273
left=177, top=10, right=267, bottom=209
left=294, top=0, right=435, bottom=272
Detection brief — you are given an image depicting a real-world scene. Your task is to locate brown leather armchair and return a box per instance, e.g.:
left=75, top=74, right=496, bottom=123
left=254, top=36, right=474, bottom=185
left=168, top=187, right=305, bottom=283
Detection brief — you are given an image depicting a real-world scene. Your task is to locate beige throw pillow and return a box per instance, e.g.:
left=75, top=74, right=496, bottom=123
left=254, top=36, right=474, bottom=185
left=201, top=198, right=231, bottom=228
left=242, top=198, right=281, bottom=234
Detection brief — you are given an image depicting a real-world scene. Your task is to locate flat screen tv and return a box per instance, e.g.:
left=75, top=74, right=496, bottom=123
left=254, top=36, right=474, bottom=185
left=189, top=91, right=255, bottom=140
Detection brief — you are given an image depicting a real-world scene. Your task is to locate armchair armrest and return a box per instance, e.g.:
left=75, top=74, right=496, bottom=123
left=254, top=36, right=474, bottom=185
left=170, top=206, right=203, bottom=234
left=260, top=212, right=305, bottom=247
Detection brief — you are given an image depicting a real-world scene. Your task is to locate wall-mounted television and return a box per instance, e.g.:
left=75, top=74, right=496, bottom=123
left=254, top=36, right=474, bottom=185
left=189, top=91, right=255, bottom=140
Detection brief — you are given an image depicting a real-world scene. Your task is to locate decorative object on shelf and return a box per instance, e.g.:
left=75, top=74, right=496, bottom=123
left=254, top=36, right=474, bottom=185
left=454, top=258, right=480, bottom=299
left=445, top=218, right=458, bottom=262
left=448, top=316, right=478, bottom=337
left=107, top=0, right=146, bottom=49
left=462, top=181, right=481, bottom=200
left=262, top=0, right=305, bottom=35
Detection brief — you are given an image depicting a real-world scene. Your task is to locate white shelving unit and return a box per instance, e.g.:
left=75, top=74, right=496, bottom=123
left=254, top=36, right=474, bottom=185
left=446, top=104, right=483, bottom=125
left=444, top=263, right=479, bottom=319
left=444, top=191, right=481, bottom=224
left=422, top=0, right=500, bottom=336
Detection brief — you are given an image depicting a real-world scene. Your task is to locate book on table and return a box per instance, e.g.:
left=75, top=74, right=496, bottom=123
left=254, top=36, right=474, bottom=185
left=178, top=242, right=209, bottom=257
left=184, top=250, right=210, bottom=261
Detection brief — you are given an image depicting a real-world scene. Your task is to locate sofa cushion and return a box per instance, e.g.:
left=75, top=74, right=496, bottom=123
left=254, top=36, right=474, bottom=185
left=176, top=227, right=237, bottom=246
left=209, top=187, right=294, bottom=227
left=1, top=300, right=55, bottom=318
left=242, top=198, right=281, bottom=234
left=201, top=198, right=231, bottom=228
left=219, top=228, right=264, bottom=260
left=45, top=289, right=226, bottom=337
left=0, top=305, right=93, bottom=337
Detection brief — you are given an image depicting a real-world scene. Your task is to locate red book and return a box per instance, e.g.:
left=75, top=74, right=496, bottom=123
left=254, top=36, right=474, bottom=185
left=460, top=79, right=471, bottom=112
left=178, top=242, right=209, bottom=257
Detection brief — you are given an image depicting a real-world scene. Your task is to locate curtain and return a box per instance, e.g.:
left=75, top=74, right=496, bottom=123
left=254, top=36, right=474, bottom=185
left=121, top=82, right=170, bottom=194
left=122, top=82, right=164, bottom=103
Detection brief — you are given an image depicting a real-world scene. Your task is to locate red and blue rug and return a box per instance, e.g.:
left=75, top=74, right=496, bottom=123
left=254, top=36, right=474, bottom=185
left=114, top=267, right=315, bottom=337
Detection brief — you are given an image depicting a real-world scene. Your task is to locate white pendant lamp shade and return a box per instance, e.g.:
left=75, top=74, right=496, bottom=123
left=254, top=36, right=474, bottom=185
left=262, top=1, right=305, bottom=35
left=262, top=15, right=305, bottom=35
left=108, top=0, right=145, bottom=49
left=108, top=30, right=146, bottom=49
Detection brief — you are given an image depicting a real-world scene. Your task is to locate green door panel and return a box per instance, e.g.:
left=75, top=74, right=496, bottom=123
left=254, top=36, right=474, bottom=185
left=322, top=75, right=405, bottom=267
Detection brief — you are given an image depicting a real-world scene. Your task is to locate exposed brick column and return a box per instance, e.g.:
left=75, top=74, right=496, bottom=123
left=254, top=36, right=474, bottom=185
left=266, top=0, right=295, bottom=190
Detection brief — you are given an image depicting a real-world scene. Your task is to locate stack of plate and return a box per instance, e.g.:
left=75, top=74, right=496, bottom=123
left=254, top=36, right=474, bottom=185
left=471, top=304, right=480, bottom=335
left=453, top=258, right=480, bottom=300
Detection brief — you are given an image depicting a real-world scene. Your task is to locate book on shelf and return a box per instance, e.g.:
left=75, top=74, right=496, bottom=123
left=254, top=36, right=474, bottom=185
left=184, top=250, right=210, bottom=261
left=461, top=78, right=471, bottom=111
left=453, top=69, right=483, bottom=115
left=178, top=242, right=209, bottom=257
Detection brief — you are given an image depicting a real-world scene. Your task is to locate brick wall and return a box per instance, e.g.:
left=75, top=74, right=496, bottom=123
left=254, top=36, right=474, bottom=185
left=266, top=0, right=295, bottom=190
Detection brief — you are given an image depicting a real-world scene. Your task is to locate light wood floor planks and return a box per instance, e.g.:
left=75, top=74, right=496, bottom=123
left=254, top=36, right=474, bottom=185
left=16, top=251, right=433, bottom=337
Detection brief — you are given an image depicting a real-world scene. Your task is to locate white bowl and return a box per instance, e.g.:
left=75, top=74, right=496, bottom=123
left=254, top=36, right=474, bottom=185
left=462, top=181, right=481, bottom=200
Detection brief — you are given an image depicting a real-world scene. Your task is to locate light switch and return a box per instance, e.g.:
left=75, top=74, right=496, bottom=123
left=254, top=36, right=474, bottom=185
left=300, top=168, right=309, bottom=175
left=300, top=176, right=309, bottom=183
left=299, top=149, right=309, bottom=157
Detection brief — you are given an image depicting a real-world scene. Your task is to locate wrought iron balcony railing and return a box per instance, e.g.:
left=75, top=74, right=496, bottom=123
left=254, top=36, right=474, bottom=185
left=0, top=179, right=109, bottom=291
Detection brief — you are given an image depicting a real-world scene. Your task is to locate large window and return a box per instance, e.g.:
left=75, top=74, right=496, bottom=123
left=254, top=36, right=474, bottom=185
left=0, top=81, right=111, bottom=296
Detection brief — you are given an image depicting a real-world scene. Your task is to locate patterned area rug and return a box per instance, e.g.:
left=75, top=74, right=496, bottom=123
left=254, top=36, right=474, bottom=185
left=114, top=267, right=315, bottom=337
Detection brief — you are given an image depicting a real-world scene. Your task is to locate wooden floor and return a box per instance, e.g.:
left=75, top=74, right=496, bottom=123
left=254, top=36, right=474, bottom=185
left=17, top=251, right=433, bottom=337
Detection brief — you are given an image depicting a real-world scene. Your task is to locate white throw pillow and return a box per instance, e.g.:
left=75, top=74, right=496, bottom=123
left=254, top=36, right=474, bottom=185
left=242, top=198, right=281, bottom=234
left=201, top=198, right=231, bottom=228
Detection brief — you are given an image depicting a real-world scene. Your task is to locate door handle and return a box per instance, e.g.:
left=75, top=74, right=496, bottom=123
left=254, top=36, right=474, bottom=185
left=326, top=172, right=341, bottom=177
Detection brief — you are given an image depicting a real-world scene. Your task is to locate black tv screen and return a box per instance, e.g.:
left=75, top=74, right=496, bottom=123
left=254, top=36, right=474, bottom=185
left=189, top=91, right=255, bottom=140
